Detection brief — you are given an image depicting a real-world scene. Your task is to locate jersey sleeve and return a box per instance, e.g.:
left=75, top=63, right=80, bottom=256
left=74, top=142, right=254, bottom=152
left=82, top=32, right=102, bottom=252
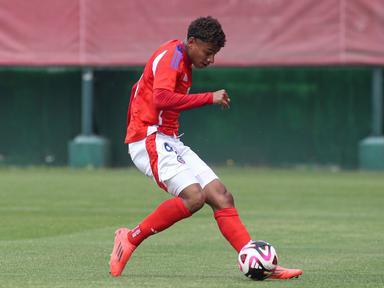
left=152, top=46, right=182, bottom=91
left=153, top=88, right=213, bottom=111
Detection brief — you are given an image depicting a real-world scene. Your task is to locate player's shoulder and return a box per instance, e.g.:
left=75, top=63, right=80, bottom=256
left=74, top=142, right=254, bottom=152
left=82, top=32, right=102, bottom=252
left=158, top=39, right=182, bottom=51
left=151, top=39, right=185, bottom=70
left=153, top=39, right=183, bottom=59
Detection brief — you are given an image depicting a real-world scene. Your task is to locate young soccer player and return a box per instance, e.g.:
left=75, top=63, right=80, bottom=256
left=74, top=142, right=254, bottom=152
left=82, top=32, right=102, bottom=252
left=110, top=16, right=302, bottom=280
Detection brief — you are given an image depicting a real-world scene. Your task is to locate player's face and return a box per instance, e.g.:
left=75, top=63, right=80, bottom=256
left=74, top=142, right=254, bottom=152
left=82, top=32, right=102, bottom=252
left=186, top=37, right=220, bottom=69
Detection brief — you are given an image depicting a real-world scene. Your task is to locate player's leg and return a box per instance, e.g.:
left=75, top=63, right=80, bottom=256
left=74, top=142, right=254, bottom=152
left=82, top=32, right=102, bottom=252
left=184, top=161, right=303, bottom=279
left=203, top=179, right=252, bottom=253
left=110, top=133, right=204, bottom=276
left=126, top=133, right=205, bottom=246
left=110, top=182, right=202, bottom=277
left=176, top=142, right=251, bottom=253
left=126, top=181, right=204, bottom=247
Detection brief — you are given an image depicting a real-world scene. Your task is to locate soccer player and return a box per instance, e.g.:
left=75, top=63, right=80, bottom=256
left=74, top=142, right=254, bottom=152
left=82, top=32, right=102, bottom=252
left=110, top=16, right=302, bottom=280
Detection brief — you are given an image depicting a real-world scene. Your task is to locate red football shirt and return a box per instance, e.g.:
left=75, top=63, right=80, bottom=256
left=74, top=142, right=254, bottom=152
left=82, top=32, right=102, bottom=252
left=125, top=39, right=213, bottom=143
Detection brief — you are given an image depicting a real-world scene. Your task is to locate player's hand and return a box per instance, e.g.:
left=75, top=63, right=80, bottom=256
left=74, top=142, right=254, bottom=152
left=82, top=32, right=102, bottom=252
left=212, top=89, right=231, bottom=109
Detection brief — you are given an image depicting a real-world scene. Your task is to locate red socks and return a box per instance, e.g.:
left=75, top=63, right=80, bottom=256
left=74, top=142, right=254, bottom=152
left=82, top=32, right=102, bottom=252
left=214, top=207, right=251, bottom=253
left=127, top=197, right=192, bottom=246
left=127, top=199, right=250, bottom=253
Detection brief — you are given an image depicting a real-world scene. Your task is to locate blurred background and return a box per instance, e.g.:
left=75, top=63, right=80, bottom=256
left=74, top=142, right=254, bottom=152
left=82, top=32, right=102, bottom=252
left=0, top=0, right=383, bottom=170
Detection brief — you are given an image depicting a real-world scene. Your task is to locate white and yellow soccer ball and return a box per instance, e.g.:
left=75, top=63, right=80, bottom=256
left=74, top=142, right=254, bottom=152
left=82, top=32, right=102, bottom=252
left=238, top=240, right=278, bottom=280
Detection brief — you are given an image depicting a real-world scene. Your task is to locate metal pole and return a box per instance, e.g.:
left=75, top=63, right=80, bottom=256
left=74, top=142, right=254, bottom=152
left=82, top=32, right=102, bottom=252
left=372, top=67, right=383, bottom=136
left=81, top=68, right=93, bottom=136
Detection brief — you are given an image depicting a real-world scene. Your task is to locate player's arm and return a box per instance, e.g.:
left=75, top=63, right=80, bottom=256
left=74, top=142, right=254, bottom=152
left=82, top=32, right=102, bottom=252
left=154, top=88, right=230, bottom=111
left=154, top=88, right=212, bottom=111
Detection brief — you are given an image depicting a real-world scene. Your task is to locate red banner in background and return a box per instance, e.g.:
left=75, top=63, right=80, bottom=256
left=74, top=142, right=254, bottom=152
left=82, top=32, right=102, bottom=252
left=0, top=0, right=383, bottom=66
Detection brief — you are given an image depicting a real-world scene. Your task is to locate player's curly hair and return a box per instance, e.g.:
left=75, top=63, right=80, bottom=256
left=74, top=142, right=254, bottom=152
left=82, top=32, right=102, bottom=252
left=187, top=16, right=226, bottom=48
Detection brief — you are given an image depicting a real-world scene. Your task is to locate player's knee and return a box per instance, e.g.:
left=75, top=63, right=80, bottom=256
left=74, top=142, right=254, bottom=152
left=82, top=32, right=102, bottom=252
left=218, top=185, right=234, bottom=207
left=179, top=184, right=206, bottom=213
left=225, top=190, right=234, bottom=206
left=190, top=190, right=206, bottom=212
left=205, top=180, right=234, bottom=209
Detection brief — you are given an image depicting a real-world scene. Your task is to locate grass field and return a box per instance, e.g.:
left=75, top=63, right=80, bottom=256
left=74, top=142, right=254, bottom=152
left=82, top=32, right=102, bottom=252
left=0, top=167, right=383, bottom=288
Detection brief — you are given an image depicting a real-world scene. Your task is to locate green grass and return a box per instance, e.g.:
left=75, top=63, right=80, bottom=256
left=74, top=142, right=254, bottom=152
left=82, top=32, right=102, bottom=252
left=0, top=167, right=383, bottom=287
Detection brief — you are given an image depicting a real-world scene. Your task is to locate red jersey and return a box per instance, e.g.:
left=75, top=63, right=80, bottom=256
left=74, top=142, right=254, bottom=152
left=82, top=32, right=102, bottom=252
left=125, top=40, right=213, bottom=144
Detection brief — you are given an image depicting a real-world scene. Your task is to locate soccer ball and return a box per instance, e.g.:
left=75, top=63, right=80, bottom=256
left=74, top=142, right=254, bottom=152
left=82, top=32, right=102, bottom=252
left=238, top=240, right=278, bottom=280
